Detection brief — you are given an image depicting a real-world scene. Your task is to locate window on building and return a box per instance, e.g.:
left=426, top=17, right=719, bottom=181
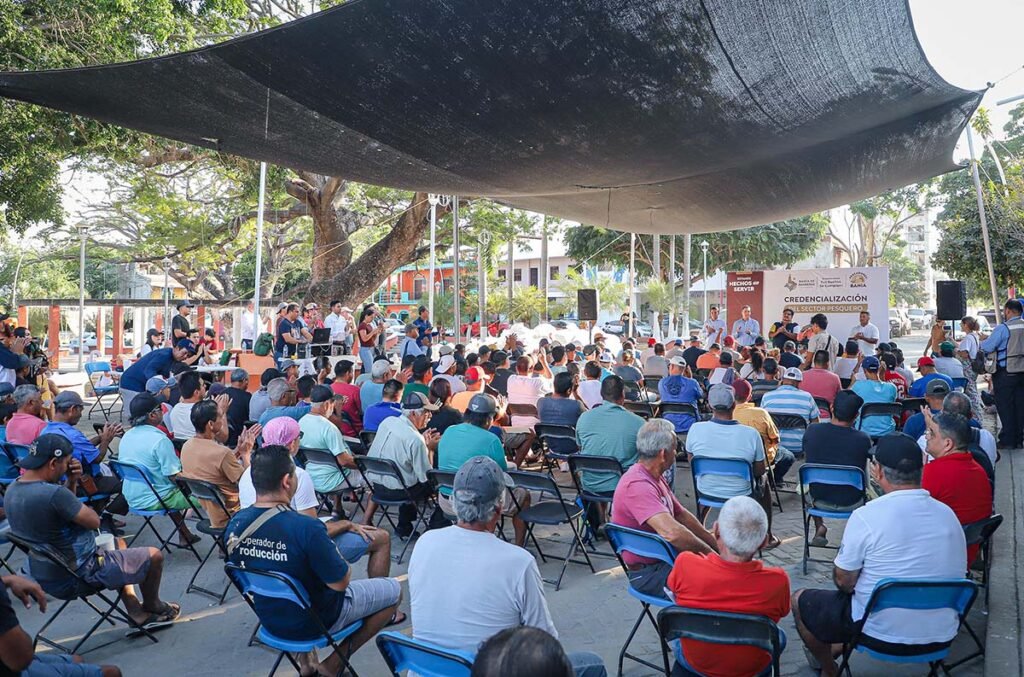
left=513, top=269, right=522, bottom=282
left=497, top=270, right=507, bottom=281
left=529, top=267, right=539, bottom=286
left=549, top=265, right=560, bottom=281
left=413, top=277, right=426, bottom=299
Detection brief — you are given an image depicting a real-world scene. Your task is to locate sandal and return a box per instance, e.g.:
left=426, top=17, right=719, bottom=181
left=174, top=533, right=202, bottom=548
left=385, top=611, right=407, bottom=627
left=145, top=601, right=181, bottom=622
left=810, top=535, right=828, bottom=548
left=763, top=535, right=782, bottom=550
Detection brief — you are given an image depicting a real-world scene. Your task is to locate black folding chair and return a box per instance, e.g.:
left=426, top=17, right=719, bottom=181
left=813, top=397, right=833, bottom=421
left=963, top=513, right=1003, bottom=605
left=299, top=446, right=366, bottom=519
left=767, top=413, right=808, bottom=459
left=5, top=533, right=160, bottom=655
left=506, top=403, right=539, bottom=420
left=359, top=430, right=376, bottom=451
left=508, top=470, right=595, bottom=590
left=0, top=524, right=18, bottom=575
left=108, top=460, right=203, bottom=561
left=643, top=375, right=662, bottom=392
left=657, top=402, right=701, bottom=455
left=900, top=397, right=927, bottom=417
left=567, top=454, right=623, bottom=557
left=355, top=456, right=436, bottom=564
left=858, top=402, right=903, bottom=437
left=657, top=606, right=784, bottom=677
left=623, top=401, right=655, bottom=419
left=171, top=437, right=187, bottom=455
left=177, top=477, right=233, bottom=604
left=425, top=469, right=457, bottom=525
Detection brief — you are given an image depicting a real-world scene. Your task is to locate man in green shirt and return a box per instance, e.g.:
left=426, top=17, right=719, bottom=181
left=402, top=355, right=432, bottom=399
left=576, top=375, right=645, bottom=500
left=299, top=385, right=358, bottom=517
left=436, top=394, right=530, bottom=545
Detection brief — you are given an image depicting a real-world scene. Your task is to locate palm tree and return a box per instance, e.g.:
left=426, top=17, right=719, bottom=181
left=509, top=286, right=548, bottom=324
left=555, top=268, right=628, bottom=317
left=643, top=279, right=675, bottom=339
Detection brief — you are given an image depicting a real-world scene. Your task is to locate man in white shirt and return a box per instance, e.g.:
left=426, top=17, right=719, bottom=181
left=793, top=434, right=966, bottom=677
left=408, top=456, right=606, bottom=676
left=506, top=353, right=552, bottom=426
left=577, top=362, right=604, bottom=410
left=240, top=299, right=257, bottom=350
left=731, top=305, right=760, bottom=348
left=702, top=305, right=727, bottom=348
left=431, top=354, right=465, bottom=394
left=933, top=341, right=965, bottom=379
left=803, top=313, right=840, bottom=370
left=323, top=300, right=351, bottom=352
left=848, top=311, right=880, bottom=357
left=169, top=371, right=208, bottom=440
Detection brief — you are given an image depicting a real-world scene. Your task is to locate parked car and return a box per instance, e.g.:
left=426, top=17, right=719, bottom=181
left=68, top=333, right=114, bottom=354
left=908, top=308, right=933, bottom=330
left=601, top=320, right=654, bottom=339
left=550, top=320, right=579, bottom=332
left=888, top=309, right=904, bottom=338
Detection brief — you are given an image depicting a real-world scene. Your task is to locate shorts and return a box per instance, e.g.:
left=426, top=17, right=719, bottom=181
left=437, top=486, right=527, bottom=517
left=24, top=654, right=103, bottom=677
left=502, top=431, right=530, bottom=450
left=627, top=561, right=674, bottom=599
left=41, top=549, right=153, bottom=599
left=797, top=589, right=948, bottom=655
left=333, top=531, right=370, bottom=563
left=136, top=487, right=193, bottom=512
left=328, top=577, right=401, bottom=631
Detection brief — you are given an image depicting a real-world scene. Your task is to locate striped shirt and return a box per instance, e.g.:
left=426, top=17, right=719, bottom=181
left=759, top=385, right=819, bottom=455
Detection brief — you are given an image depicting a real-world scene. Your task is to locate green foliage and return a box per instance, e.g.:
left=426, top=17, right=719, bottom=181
left=880, top=246, right=926, bottom=307
left=507, top=286, right=547, bottom=324
left=552, top=268, right=628, bottom=317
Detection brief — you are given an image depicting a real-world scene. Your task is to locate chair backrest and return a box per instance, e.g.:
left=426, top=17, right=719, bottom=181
left=3, top=443, right=29, bottom=462
left=657, top=606, right=782, bottom=676
left=813, top=397, right=833, bottom=419
left=508, top=469, right=562, bottom=499
left=109, top=459, right=162, bottom=495
left=962, top=513, right=1003, bottom=547
left=178, top=477, right=232, bottom=517
left=861, top=578, right=977, bottom=619
left=644, top=375, right=662, bottom=390
left=359, top=430, right=377, bottom=450
left=535, top=423, right=577, bottom=443
left=658, top=402, right=699, bottom=419
left=691, top=457, right=755, bottom=497
left=768, top=413, right=808, bottom=431
left=567, top=453, right=624, bottom=477
left=623, top=401, right=653, bottom=418
left=355, top=456, right=406, bottom=488
left=84, top=361, right=112, bottom=376
left=799, top=463, right=866, bottom=493
left=376, top=631, right=474, bottom=677
left=225, top=563, right=312, bottom=608
left=5, top=532, right=77, bottom=576
left=900, top=397, right=927, bottom=415
left=299, top=446, right=340, bottom=471
left=427, top=469, right=456, bottom=494
left=859, top=402, right=902, bottom=420
left=606, top=523, right=677, bottom=567
left=171, top=438, right=187, bottom=454
left=951, top=377, right=968, bottom=391
left=506, top=403, right=539, bottom=418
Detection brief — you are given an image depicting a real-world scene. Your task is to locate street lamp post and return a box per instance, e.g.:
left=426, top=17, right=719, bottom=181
left=162, top=257, right=172, bottom=344
left=427, top=194, right=439, bottom=325
left=700, top=240, right=709, bottom=322
left=77, top=224, right=86, bottom=371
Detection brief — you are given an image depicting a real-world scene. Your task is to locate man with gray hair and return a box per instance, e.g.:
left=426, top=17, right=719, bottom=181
left=408, top=456, right=607, bottom=677
left=611, top=418, right=716, bottom=597
left=6, top=384, right=46, bottom=445
left=224, top=368, right=251, bottom=447
left=257, top=377, right=310, bottom=427
left=667, top=496, right=790, bottom=676
left=359, top=358, right=394, bottom=411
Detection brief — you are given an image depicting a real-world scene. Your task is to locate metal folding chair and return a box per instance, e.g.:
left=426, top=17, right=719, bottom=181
left=177, top=477, right=233, bottom=603
left=605, top=524, right=676, bottom=676
left=376, top=630, right=474, bottom=677
left=506, top=402, right=539, bottom=420
left=858, top=402, right=903, bottom=437
left=690, top=457, right=756, bottom=523
left=900, top=397, right=927, bottom=417
left=355, top=456, right=436, bottom=564
left=225, top=564, right=363, bottom=677
left=624, top=401, right=655, bottom=418
left=5, top=533, right=160, bottom=655
left=658, top=606, right=784, bottom=677
left=767, top=412, right=808, bottom=457
left=426, top=469, right=457, bottom=525
left=84, top=362, right=122, bottom=421
left=108, top=460, right=202, bottom=561
left=0, top=443, right=21, bottom=495
left=657, top=402, right=701, bottom=457
left=951, top=377, right=968, bottom=391
left=962, top=513, right=1003, bottom=605
left=836, top=578, right=982, bottom=676
left=508, top=470, right=595, bottom=590
left=798, top=464, right=867, bottom=574
left=567, top=454, right=622, bottom=555
left=359, top=430, right=376, bottom=451
left=299, top=446, right=366, bottom=519
left=813, top=397, right=833, bottom=422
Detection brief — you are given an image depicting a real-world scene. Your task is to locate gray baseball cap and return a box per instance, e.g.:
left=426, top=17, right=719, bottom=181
left=453, top=455, right=514, bottom=507
left=707, top=384, right=736, bottom=410
left=466, top=393, right=498, bottom=415
left=52, top=391, right=84, bottom=410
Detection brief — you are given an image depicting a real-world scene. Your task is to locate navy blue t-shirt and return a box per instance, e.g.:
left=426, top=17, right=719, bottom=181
left=226, top=507, right=349, bottom=640
left=276, top=318, right=300, bottom=354
left=120, top=348, right=175, bottom=392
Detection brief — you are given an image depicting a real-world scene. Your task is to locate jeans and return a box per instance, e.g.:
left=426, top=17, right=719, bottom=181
left=240, top=339, right=253, bottom=350
left=993, top=368, right=1024, bottom=447
left=772, top=446, right=796, bottom=483
left=359, top=347, right=375, bottom=374
left=568, top=651, right=608, bottom=677
left=119, top=388, right=141, bottom=425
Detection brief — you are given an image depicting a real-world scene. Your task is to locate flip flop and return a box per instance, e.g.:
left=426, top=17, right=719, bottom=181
left=126, top=603, right=179, bottom=637
left=810, top=535, right=828, bottom=548
left=173, top=534, right=202, bottom=548
left=763, top=536, right=782, bottom=550
left=385, top=611, right=407, bottom=627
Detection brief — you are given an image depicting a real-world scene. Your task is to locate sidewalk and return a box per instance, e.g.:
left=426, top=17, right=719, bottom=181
left=984, top=446, right=1023, bottom=675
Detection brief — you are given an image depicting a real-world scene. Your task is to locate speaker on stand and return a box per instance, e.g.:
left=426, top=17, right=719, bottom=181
left=578, top=289, right=599, bottom=344
left=935, top=280, right=967, bottom=343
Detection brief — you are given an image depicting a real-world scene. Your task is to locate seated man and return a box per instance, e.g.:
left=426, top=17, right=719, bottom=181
left=686, top=385, right=778, bottom=548
left=239, top=418, right=391, bottom=576
left=850, top=356, right=897, bottom=437
left=363, top=379, right=403, bottom=432
left=536, top=372, right=586, bottom=456
left=248, top=368, right=281, bottom=423
left=760, top=367, right=819, bottom=456
left=181, top=400, right=260, bottom=529
left=800, top=350, right=842, bottom=419
left=575, top=377, right=645, bottom=508
left=903, top=379, right=950, bottom=441
left=119, top=394, right=200, bottom=547
left=667, top=496, right=790, bottom=677
left=917, top=391, right=997, bottom=472
left=6, top=385, right=46, bottom=446
left=908, top=356, right=954, bottom=398
left=576, top=361, right=604, bottom=410
left=364, top=391, right=443, bottom=539
left=749, top=357, right=781, bottom=401
left=299, top=385, right=358, bottom=516
left=611, top=419, right=716, bottom=597
left=226, top=446, right=402, bottom=675
left=706, top=351, right=735, bottom=386
left=360, top=358, right=394, bottom=413
left=506, top=354, right=552, bottom=425
left=224, top=368, right=252, bottom=447
left=732, top=380, right=794, bottom=484
left=451, top=366, right=488, bottom=412
left=329, top=360, right=363, bottom=436
left=6, top=434, right=180, bottom=628
left=922, top=411, right=992, bottom=564
left=778, top=340, right=803, bottom=370
left=793, top=434, right=967, bottom=677
left=437, top=394, right=530, bottom=546
left=644, top=342, right=670, bottom=378
left=0, top=572, right=122, bottom=676
left=802, top=390, right=872, bottom=547
left=933, top=341, right=965, bottom=379
left=169, top=371, right=206, bottom=440
left=257, top=377, right=311, bottom=427
left=695, top=343, right=721, bottom=372
left=658, top=357, right=702, bottom=437
left=408, top=456, right=605, bottom=677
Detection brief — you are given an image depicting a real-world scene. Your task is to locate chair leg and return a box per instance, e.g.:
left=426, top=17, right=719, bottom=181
left=186, top=538, right=229, bottom=602
left=802, top=512, right=811, bottom=575
left=33, top=599, right=72, bottom=652
left=617, top=603, right=669, bottom=676
left=523, top=522, right=547, bottom=563
left=267, top=650, right=287, bottom=677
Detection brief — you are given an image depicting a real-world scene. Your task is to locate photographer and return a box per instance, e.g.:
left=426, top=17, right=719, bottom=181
left=0, top=318, right=29, bottom=388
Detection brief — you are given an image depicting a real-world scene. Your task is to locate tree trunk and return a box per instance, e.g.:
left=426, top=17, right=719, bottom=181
left=310, top=208, right=354, bottom=283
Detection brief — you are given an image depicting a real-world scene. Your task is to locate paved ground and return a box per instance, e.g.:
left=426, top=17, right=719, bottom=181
left=12, top=328, right=991, bottom=676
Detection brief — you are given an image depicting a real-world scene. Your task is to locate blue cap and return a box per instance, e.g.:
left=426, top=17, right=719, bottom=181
left=862, top=356, right=880, bottom=372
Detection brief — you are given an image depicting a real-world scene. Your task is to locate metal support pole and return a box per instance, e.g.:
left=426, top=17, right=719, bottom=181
left=452, top=196, right=461, bottom=338
left=162, top=257, right=171, bottom=345
left=540, top=219, right=549, bottom=321
left=427, top=195, right=439, bottom=324
left=78, top=225, right=85, bottom=370
left=668, top=235, right=676, bottom=336
left=966, top=127, right=1002, bottom=322
left=683, top=234, right=692, bottom=333
left=700, top=241, right=709, bottom=323
left=507, top=239, right=514, bottom=318
left=653, top=234, right=661, bottom=339
left=628, top=232, right=636, bottom=337
left=253, top=161, right=267, bottom=341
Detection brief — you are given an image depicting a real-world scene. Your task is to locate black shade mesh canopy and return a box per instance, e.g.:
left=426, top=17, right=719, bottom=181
left=0, top=0, right=981, bottom=233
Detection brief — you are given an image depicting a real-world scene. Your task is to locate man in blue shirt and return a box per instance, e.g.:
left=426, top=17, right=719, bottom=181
left=363, top=379, right=403, bottom=432
left=257, top=378, right=312, bottom=427
left=981, top=299, right=1024, bottom=448
left=658, top=357, right=702, bottom=434
left=412, top=306, right=434, bottom=347
left=850, top=357, right=898, bottom=437
left=226, top=445, right=401, bottom=674
left=907, top=357, right=954, bottom=398
left=118, top=343, right=190, bottom=424
left=731, top=305, right=761, bottom=348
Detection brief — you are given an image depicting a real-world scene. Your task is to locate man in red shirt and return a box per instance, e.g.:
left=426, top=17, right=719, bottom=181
left=668, top=495, right=790, bottom=677
left=799, top=350, right=842, bottom=420
left=922, top=410, right=992, bottom=564
left=880, top=353, right=909, bottom=399
left=329, top=359, right=363, bottom=437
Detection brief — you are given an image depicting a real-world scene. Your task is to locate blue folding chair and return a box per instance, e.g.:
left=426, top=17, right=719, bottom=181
left=225, top=564, right=363, bottom=677
left=376, top=631, right=474, bottom=677
left=658, top=606, right=785, bottom=677
left=951, top=377, right=968, bottom=392
left=799, top=464, right=867, bottom=574
left=300, top=446, right=366, bottom=519
left=84, top=362, right=122, bottom=421
left=109, top=460, right=202, bottom=561
left=0, top=443, right=22, bottom=494
left=837, top=578, right=981, bottom=676
left=605, top=524, right=677, bottom=676
left=689, top=457, right=756, bottom=522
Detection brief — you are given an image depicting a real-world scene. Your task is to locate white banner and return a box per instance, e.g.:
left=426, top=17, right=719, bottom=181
left=760, top=267, right=890, bottom=345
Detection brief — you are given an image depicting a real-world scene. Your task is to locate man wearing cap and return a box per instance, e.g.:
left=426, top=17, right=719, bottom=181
left=489, top=350, right=514, bottom=397
left=850, top=356, right=898, bottom=437
left=221, top=368, right=251, bottom=446
left=848, top=311, right=880, bottom=356
left=720, top=335, right=742, bottom=365
left=980, top=299, right=1024, bottom=448
left=398, top=323, right=424, bottom=360
left=686, top=385, right=779, bottom=548
left=432, top=353, right=466, bottom=395
left=903, top=379, right=952, bottom=441
left=171, top=300, right=193, bottom=341
left=257, top=377, right=311, bottom=427
left=6, top=385, right=46, bottom=446
left=793, top=434, right=967, bottom=676
left=658, top=357, right=702, bottom=436
left=597, top=350, right=616, bottom=381
left=707, top=351, right=736, bottom=387
left=575, top=377, right=644, bottom=506
left=141, top=327, right=164, bottom=357
left=402, top=355, right=434, bottom=400
left=363, top=379, right=404, bottom=432
left=933, top=341, right=965, bottom=379
left=679, top=336, right=705, bottom=370
left=6, top=433, right=181, bottom=629
left=731, top=305, right=760, bottom=348
left=364, top=391, right=443, bottom=539
left=118, top=341, right=191, bottom=424
left=779, top=340, right=802, bottom=370
left=880, top=353, right=909, bottom=399
left=408, top=455, right=606, bottom=677
left=144, top=375, right=176, bottom=437
left=908, top=356, right=954, bottom=398
left=437, top=394, right=531, bottom=546
left=760, top=367, right=819, bottom=458
left=300, top=385, right=358, bottom=516
left=119, top=394, right=201, bottom=547
left=451, top=366, right=488, bottom=412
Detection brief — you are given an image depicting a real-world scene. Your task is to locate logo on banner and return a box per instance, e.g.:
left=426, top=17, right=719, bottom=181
left=784, top=274, right=798, bottom=291
left=849, top=272, right=867, bottom=288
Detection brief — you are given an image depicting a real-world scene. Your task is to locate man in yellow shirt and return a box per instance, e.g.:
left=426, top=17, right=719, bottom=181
left=732, top=380, right=794, bottom=484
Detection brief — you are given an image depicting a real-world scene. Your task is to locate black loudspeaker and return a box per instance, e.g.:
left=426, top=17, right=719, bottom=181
left=936, top=280, right=967, bottom=320
left=578, top=289, right=599, bottom=321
